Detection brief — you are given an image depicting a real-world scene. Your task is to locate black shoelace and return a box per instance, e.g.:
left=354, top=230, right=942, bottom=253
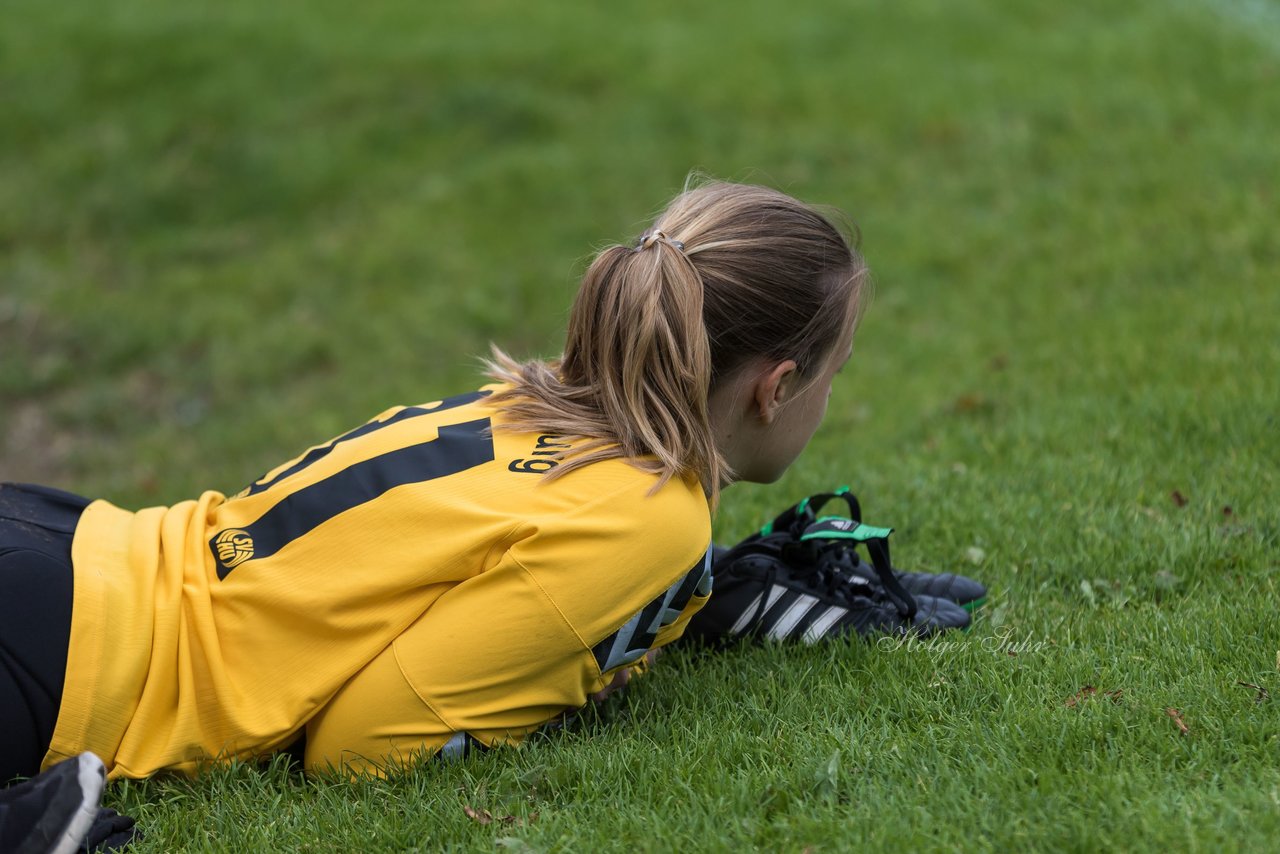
left=819, top=547, right=921, bottom=622
left=779, top=490, right=918, bottom=620
left=733, top=541, right=914, bottom=637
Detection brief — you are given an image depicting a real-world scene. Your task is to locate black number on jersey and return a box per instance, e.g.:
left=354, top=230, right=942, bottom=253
left=210, top=414, right=495, bottom=580
left=240, top=390, right=492, bottom=497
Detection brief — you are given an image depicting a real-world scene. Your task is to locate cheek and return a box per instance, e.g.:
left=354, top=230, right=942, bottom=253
left=790, top=398, right=828, bottom=453
left=812, top=386, right=833, bottom=427
left=810, top=402, right=829, bottom=439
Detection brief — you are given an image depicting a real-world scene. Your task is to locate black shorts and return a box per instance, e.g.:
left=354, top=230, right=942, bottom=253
left=0, top=483, right=87, bottom=783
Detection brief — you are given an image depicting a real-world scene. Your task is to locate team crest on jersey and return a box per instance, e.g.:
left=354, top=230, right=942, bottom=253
left=213, top=528, right=255, bottom=570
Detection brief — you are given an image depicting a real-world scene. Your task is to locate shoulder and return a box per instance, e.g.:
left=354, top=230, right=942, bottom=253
left=522, top=452, right=710, bottom=546
left=507, top=462, right=710, bottom=591
left=502, top=465, right=710, bottom=651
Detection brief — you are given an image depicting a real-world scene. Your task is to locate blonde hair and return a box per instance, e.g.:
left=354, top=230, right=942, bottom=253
left=484, top=180, right=867, bottom=504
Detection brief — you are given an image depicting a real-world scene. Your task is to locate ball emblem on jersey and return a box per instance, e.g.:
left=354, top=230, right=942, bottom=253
left=214, top=528, right=255, bottom=569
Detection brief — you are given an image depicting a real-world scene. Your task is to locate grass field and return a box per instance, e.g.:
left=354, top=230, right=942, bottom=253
left=3, top=0, right=1278, bottom=850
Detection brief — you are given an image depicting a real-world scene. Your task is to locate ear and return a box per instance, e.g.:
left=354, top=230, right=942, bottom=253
left=752, top=359, right=799, bottom=424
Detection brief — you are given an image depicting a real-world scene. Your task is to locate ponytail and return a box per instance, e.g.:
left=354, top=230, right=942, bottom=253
left=485, top=180, right=865, bottom=505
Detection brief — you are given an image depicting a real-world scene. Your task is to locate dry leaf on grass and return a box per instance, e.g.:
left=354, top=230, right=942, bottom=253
left=951, top=393, right=993, bottom=414
left=1065, top=686, right=1097, bottom=707
left=463, top=805, right=494, bottom=825
left=1170, top=490, right=1188, bottom=508
left=1065, top=686, right=1123, bottom=708
left=465, top=806, right=539, bottom=828
left=1166, top=708, right=1190, bottom=736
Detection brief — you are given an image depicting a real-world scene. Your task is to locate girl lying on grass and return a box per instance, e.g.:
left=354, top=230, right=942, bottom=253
left=0, top=180, right=982, bottom=851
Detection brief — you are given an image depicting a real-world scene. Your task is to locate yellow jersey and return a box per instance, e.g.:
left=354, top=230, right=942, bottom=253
left=45, top=386, right=712, bottom=778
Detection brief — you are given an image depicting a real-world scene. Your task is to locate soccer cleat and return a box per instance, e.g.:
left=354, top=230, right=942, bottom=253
left=0, top=752, right=106, bottom=854
left=689, top=487, right=988, bottom=644
left=688, top=513, right=970, bottom=644
left=840, top=556, right=987, bottom=611
left=753, top=488, right=987, bottom=609
left=83, top=808, right=139, bottom=852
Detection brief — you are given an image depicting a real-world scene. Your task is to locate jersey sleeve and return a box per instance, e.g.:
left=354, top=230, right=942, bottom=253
left=303, top=473, right=711, bottom=777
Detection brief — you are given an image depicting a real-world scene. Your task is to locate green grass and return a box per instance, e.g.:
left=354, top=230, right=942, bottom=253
left=3, top=0, right=1278, bottom=850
